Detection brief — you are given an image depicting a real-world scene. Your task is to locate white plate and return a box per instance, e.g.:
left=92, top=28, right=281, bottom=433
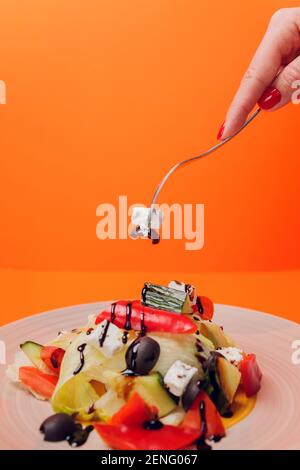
left=0, top=303, right=300, bottom=450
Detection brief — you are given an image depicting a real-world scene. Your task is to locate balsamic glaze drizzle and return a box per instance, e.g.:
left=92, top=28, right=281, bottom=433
left=185, top=283, right=192, bottom=294
left=110, top=300, right=146, bottom=341
left=196, top=400, right=212, bottom=451
left=195, top=399, right=224, bottom=450
left=143, top=419, right=164, bottom=430
left=140, top=310, right=147, bottom=337
left=125, top=302, right=132, bottom=330
left=122, top=331, right=129, bottom=344
left=141, top=286, right=147, bottom=304
left=110, top=302, right=116, bottom=323
left=99, top=320, right=110, bottom=347
left=73, top=343, right=87, bottom=375
left=196, top=296, right=204, bottom=315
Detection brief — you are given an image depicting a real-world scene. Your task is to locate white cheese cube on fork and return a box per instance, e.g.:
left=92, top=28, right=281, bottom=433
left=131, top=207, right=163, bottom=237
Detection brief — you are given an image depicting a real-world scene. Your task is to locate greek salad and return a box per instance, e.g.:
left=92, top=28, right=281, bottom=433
left=7, top=281, right=262, bottom=450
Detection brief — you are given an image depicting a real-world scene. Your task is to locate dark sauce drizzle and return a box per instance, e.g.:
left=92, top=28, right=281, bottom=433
left=141, top=286, right=148, bottom=304
left=99, top=320, right=110, bottom=347
left=125, top=302, right=132, bottom=330
left=140, top=310, right=147, bottom=337
left=73, top=343, right=87, bottom=375
left=110, top=302, right=116, bottom=323
left=185, top=283, right=192, bottom=294
left=196, top=400, right=212, bottom=451
left=143, top=419, right=164, bottom=430
left=110, top=300, right=146, bottom=344
left=195, top=400, right=223, bottom=450
left=196, top=296, right=204, bottom=315
left=86, top=327, right=94, bottom=335
left=122, top=331, right=129, bottom=344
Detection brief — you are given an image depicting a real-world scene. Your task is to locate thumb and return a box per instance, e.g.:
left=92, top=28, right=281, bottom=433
left=258, top=55, right=300, bottom=111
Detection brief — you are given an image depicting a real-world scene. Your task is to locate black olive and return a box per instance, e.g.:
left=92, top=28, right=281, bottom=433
left=66, top=424, right=94, bottom=447
left=125, top=336, right=160, bottom=375
left=182, top=374, right=202, bottom=411
left=40, top=413, right=77, bottom=442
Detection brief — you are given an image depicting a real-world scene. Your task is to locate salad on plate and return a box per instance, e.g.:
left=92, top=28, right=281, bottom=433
left=7, top=280, right=262, bottom=450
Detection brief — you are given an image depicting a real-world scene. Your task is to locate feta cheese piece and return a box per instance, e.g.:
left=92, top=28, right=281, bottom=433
left=168, top=280, right=197, bottom=306
left=163, top=360, right=198, bottom=397
left=131, top=207, right=163, bottom=237
left=218, top=347, right=244, bottom=365
left=6, top=351, right=32, bottom=383
left=86, top=320, right=124, bottom=358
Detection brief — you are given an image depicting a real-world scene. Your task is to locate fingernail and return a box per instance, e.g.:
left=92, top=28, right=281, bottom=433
left=217, top=122, right=225, bottom=140
left=258, top=86, right=281, bottom=110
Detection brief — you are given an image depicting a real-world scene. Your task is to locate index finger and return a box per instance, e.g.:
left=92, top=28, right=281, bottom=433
left=221, top=20, right=285, bottom=139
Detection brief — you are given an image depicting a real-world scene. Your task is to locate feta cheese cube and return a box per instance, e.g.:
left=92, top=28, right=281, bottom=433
left=86, top=320, right=124, bottom=358
left=131, top=207, right=163, bottom=237
left=217, top=347, right=244, bottom=365
left=163, top=360, right=198, bottom=397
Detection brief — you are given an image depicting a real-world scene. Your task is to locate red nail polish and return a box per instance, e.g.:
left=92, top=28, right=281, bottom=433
left=217, top=122, right=225, bottom=140
left=258, top=87, right=281, bottom=110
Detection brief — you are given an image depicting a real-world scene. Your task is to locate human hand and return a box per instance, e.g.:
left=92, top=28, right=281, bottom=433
left=218, top=8, right=300, bottom=140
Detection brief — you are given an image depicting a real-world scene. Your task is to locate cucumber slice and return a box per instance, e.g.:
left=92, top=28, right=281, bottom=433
left=132, top=373, right=177, bottom=417
left=108, top=372, right=177, bottom=417
left=142, top=282, right=191, bottom=313
left=20, top=341, right=49, bottom=373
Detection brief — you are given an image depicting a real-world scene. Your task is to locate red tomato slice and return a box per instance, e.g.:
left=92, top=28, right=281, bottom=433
left=19, top=366, right=58, bottom=400
left=192, top=296, right=214, bottom=320
left=240, top=353, right=262, bottom=397
left=110, top=392, right=157, bottom=427
left=182, top=390, right=225, bottom=439
left=95, top=423, right=200, bottom=451
left=40, top=346, right=65, bottom=375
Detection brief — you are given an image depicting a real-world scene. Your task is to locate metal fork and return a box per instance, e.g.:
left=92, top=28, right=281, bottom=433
left=150, top=108, right=261, bottom=207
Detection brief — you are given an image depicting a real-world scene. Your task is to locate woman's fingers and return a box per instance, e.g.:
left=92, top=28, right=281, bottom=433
left=259, top=55, right=300, bottom=111
left=218, top=8, right=300, bottom=140
left=218, top=32, right=282, bottom=139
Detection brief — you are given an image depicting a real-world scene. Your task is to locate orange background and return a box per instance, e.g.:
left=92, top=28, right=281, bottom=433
left=0, top=1, right=299, bottom=325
